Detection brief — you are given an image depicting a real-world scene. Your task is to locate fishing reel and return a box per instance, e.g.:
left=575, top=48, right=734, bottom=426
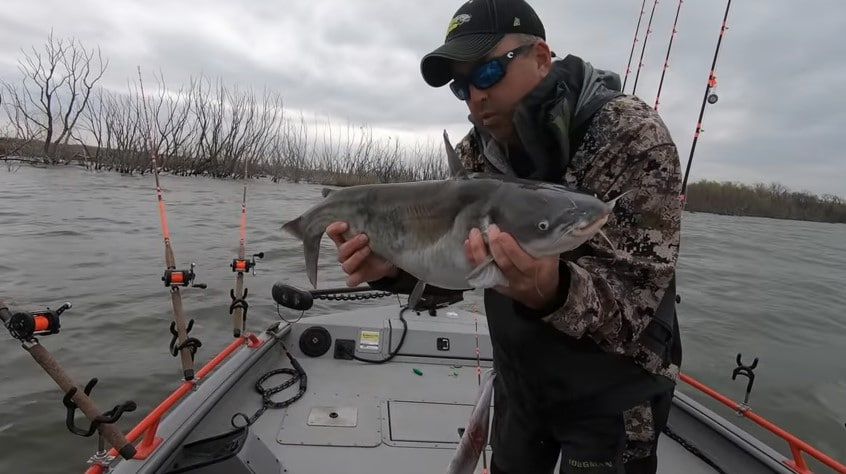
left=6, top=302, right=70, bottom=341
left=231, top=252, right=264, bottom=275
left=162, top=263, right=207, bottom=289
left=707, top=75, right=719, bottom=104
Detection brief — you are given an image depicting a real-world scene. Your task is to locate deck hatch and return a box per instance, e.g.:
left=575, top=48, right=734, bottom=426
left=277, top=402, right=381, bottom=447
left=387, top=400, right=475, bottom=443
left=307, top=406, right=358, bottom=427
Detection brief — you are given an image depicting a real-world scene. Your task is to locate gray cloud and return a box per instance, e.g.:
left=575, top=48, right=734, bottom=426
left=0, top=0, right=844, bottom=196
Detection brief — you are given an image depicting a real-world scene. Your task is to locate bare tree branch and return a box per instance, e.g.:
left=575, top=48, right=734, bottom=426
left=1, top=30, right=108, bottom=163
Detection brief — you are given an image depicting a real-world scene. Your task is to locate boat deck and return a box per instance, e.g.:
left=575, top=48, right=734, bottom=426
left=105, top=302, right=796, bottom=474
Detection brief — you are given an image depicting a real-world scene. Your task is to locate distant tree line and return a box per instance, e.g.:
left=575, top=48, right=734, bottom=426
left=2, top=33, right=844, bottom=224
left=684, top=180, right=846, bottom=224
left=0, top=31, right=449, bottom=184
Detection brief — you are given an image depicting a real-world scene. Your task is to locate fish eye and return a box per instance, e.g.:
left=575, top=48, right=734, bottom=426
left=537, top=220, right=549, bottom=231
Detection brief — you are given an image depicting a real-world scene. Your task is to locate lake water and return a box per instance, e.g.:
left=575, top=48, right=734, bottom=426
left=0, top=165, right=843, bottom=473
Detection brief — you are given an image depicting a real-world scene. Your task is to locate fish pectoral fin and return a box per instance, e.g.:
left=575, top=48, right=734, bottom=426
left=466, top=256, right=508, bottom=288
left=607, top=188, right=636, bottom=209
left=407, top=280, right=427, bottom=309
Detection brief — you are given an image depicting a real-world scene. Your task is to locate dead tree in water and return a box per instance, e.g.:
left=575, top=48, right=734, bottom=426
left=0, top=91, right=38, bottom=171
left=0, top=30, right=108, bottom=163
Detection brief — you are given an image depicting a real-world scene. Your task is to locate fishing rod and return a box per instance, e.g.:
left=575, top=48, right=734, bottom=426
left=622, top=0, right=646, bottom=93
left=228, top=146, right=264, bottom=338
left=631, top=0, right=659, bottom=96
left=654, top=0, right=684, bottom=111
left=0, top=300, right=137, bottom=464
left=136, top=66, right=206, bottom=381
left=471, top=302, right=488, bottom=473
left=679, top=0, right=732, bottom=205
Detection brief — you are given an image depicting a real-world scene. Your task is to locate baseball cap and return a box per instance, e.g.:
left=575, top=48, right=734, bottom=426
left=420, top=0, right=547, bottom=87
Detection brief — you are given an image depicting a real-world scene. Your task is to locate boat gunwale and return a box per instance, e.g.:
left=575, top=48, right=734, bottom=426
left=79, top=307, right=846, bottom=474
left=83, top=321, right=291, bottom=474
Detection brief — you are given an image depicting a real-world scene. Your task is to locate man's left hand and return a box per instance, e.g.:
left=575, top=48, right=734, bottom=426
left=464, top=224, right=562, bottom=310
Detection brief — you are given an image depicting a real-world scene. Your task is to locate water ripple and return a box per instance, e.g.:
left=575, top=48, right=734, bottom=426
left=0, top=166, right=843, bottom=471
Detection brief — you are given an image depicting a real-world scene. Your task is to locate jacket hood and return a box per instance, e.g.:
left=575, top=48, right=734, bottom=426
left=469, top=54, right=623, bottom=181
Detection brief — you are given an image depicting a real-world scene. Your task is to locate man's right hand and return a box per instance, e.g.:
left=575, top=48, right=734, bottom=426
left=326, top=221, right=399, bottom=287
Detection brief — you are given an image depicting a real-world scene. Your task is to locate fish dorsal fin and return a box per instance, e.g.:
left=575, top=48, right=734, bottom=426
left=443, top=129, right=468, bottom=179
left=322, top=187, right=335, bottom=198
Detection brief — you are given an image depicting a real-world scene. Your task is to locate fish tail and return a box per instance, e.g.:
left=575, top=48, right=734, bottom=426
left=303, top=225, right=323, bottom=289
left=281, top=216, right=304, bottom=240
left=282, top=215, right=323, bottom=289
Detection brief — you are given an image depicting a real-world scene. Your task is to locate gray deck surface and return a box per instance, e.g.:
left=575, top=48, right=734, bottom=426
left=105, top=301, right=794, bottom=474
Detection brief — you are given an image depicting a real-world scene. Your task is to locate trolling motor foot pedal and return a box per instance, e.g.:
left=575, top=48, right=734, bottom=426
left=272, top=282, right=313, bottom=311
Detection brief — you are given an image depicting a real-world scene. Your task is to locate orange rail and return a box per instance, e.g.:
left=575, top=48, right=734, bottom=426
left=680, top=372, right=846, bottom=474
left=80, top=335, right=845, bottom=474
left=84, top=333, right=262, bottom=474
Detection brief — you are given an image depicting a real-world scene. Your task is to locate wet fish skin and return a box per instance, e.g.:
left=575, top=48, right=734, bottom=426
left=446, top=369, right=496, bottom=474
left=281, top=132, right=620, bottom=290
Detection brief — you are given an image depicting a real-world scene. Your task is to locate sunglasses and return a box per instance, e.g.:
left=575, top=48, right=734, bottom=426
left=449, top=43, right=534, bottom=101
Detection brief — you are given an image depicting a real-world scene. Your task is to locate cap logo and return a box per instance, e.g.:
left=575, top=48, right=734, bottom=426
left=447, top=13, right=471, bottom=34
left=513, top=17, right=521, bottom=27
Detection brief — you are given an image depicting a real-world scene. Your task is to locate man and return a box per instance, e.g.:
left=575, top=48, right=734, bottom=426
left=325, top=0, right=683, bottom=472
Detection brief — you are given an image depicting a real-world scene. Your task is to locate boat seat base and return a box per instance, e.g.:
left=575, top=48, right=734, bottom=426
left=162, top=425, right=282, bottom=474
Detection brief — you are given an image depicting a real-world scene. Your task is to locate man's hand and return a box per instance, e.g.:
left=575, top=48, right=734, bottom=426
left=326, top=221, right=399, bottom=287
left=463, top=224, right=562, bottom=310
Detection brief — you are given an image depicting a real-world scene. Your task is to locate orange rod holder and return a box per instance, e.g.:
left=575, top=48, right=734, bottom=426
left=136, top=66, right=206, bottom=382
left=231, top=161, right=249, bottom=338
left=83, top=335, right=252, bottom=474
left=0, top=301, right=136, bottom=462
left=228, top=146, right=263, bottom=338
left=680, top=372, right=846, bottom=473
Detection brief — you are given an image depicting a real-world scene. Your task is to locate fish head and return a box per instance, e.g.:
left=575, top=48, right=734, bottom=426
left=494, top=184, right=616, bottom=256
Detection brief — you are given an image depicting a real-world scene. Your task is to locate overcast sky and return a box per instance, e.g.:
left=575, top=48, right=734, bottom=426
left=0, top=0, right=844, bottom=197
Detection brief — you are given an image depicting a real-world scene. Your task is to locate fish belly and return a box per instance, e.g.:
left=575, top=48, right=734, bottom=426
left=370, top=233, right=474, bottom=290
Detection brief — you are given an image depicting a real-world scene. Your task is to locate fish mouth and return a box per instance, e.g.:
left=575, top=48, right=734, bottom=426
left=541, top=209, right=610, bottom=252
left=571, top=211, right=611, bottom=237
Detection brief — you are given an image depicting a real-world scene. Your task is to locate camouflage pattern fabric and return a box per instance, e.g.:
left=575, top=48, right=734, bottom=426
left=622, top=401, right=657, bottom=463
left=454, top=94, right=683, bottom=385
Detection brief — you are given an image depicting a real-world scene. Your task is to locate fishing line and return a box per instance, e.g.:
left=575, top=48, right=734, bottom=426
left=680, top=0, right=732, bottom=206
left=622, top=0, right=646, bottom=93
left=136, top=66, right=206, bottom=382
left=654, top=0, right=684, bottom=111
left=228, top=134, right=264, bottom=338
left=471, top=301, right=489, bottom=473
left=631, top=0, right=659, bottom=96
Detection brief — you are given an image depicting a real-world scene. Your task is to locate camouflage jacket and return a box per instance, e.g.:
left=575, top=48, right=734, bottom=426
left=454, top=93, right=683, bottom=383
